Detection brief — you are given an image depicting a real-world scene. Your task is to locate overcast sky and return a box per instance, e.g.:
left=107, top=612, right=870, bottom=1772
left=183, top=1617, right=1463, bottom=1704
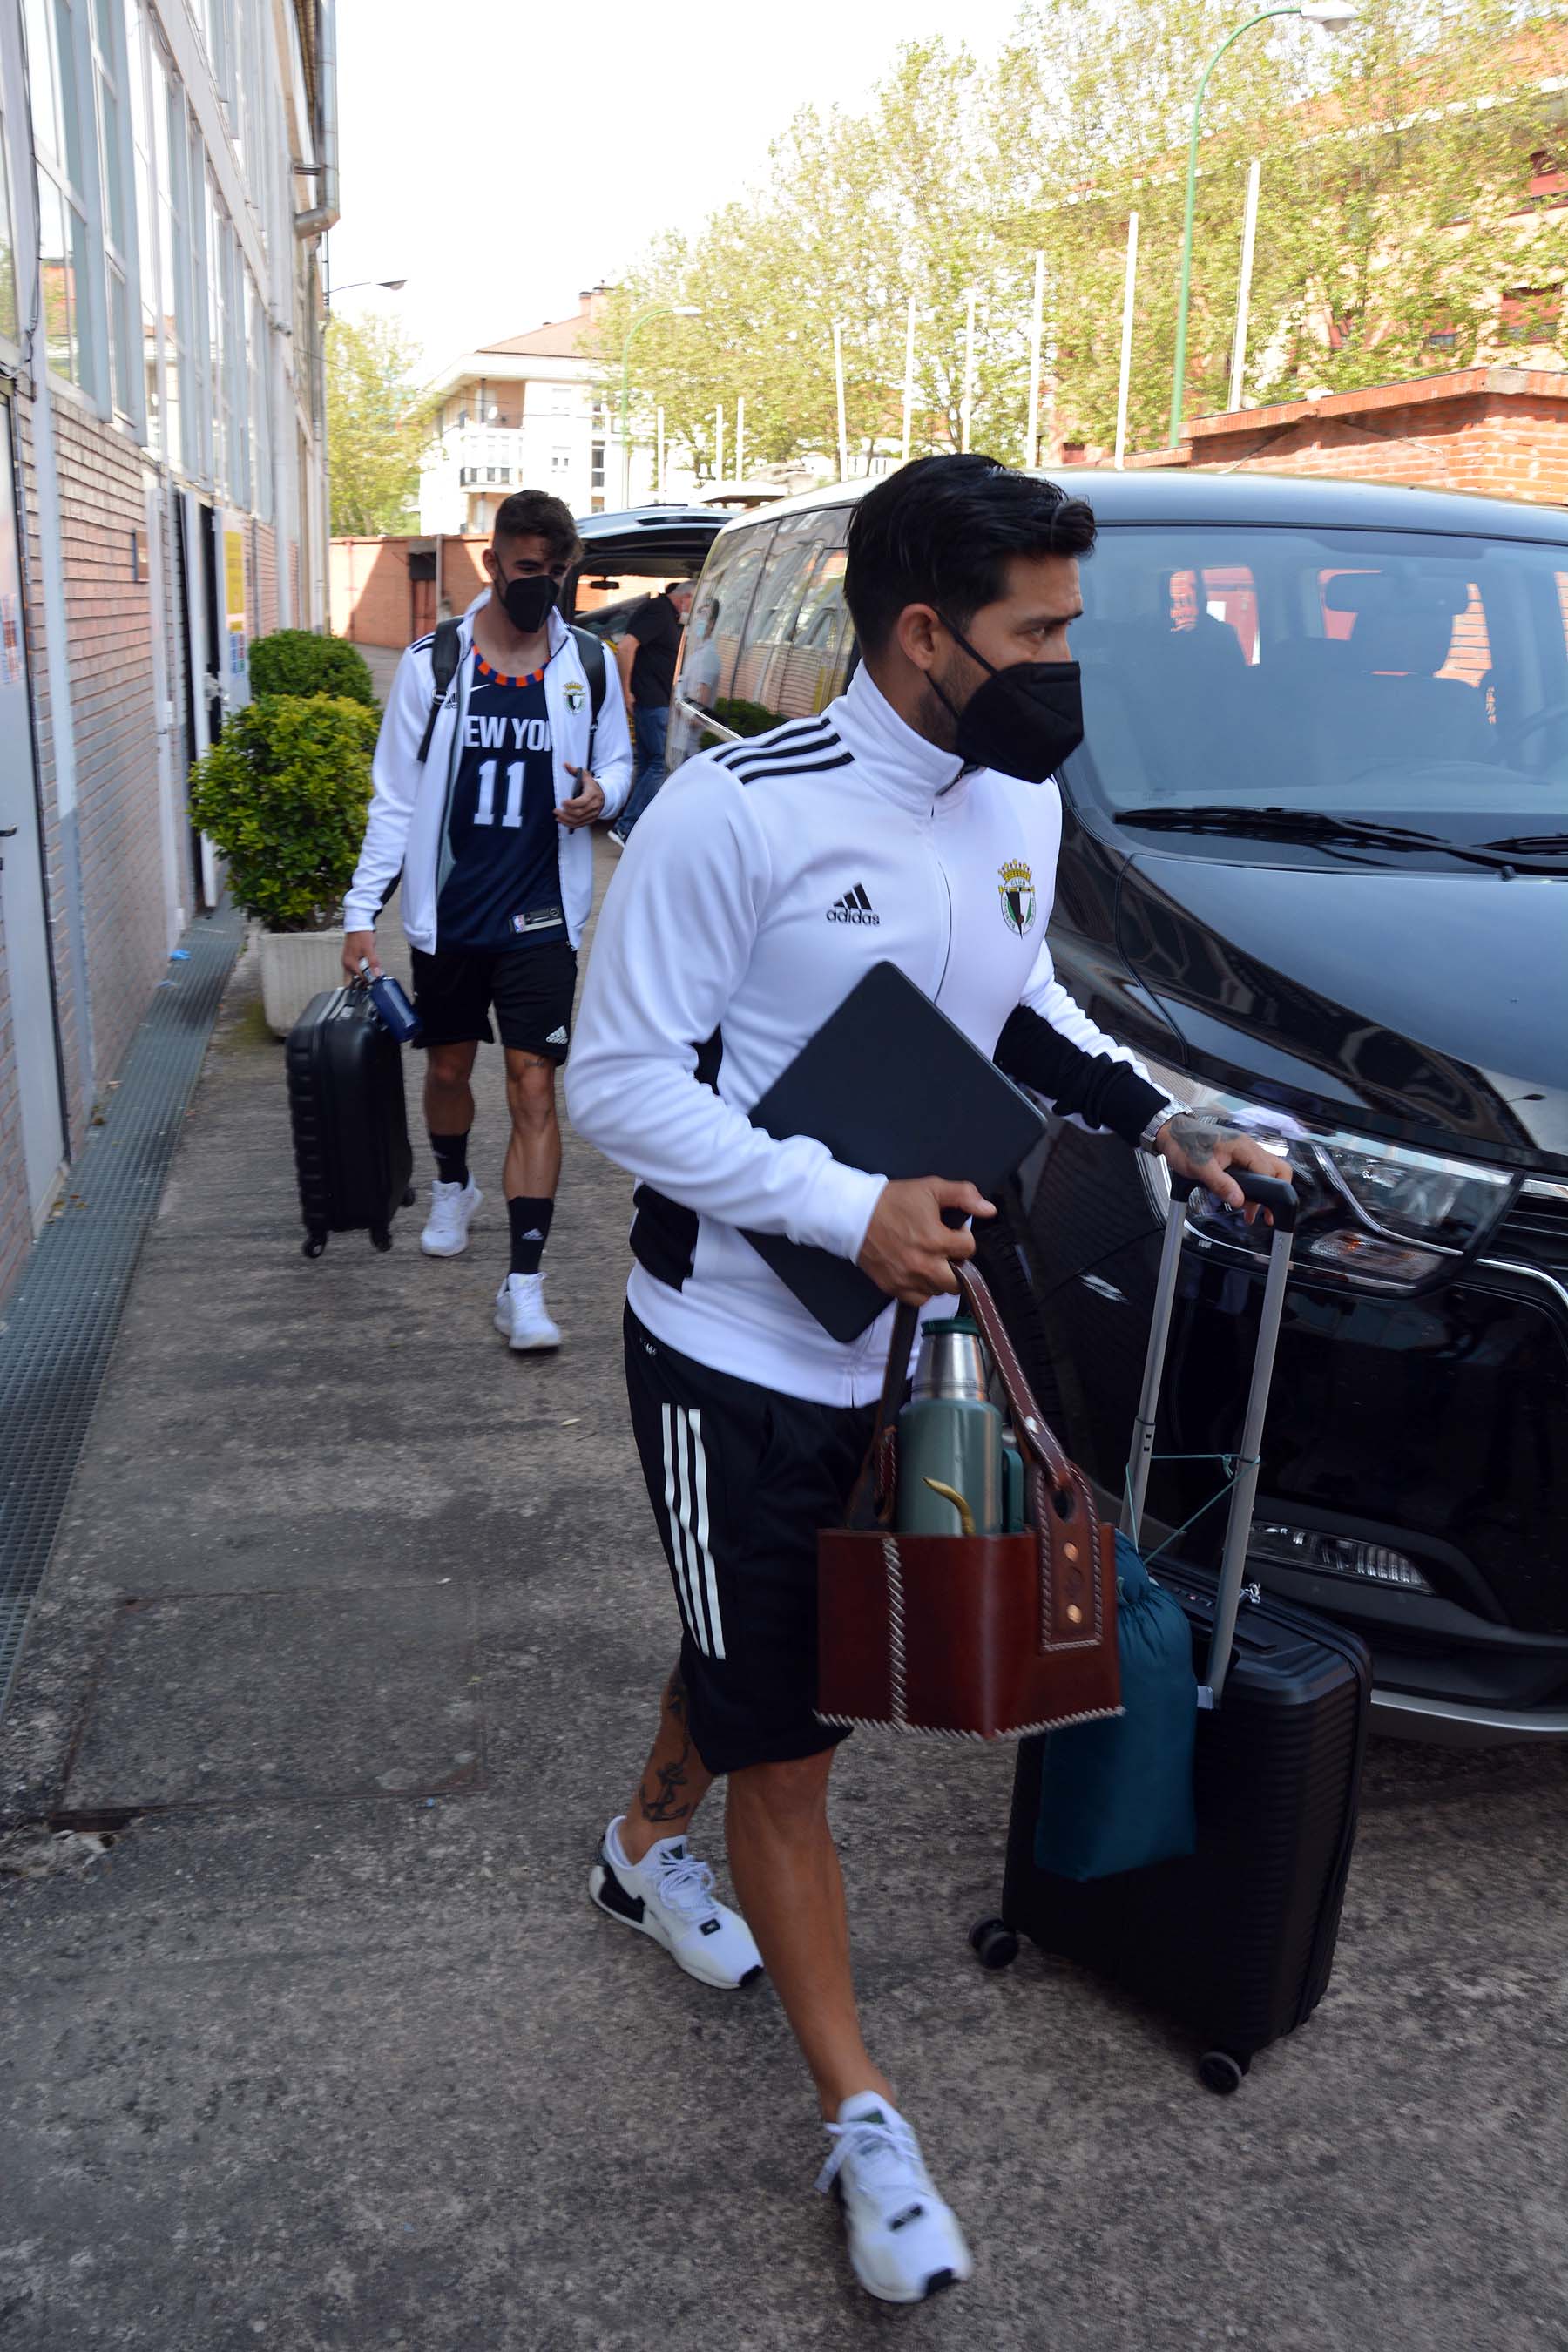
left=329, top=0, right=1027, bottom=380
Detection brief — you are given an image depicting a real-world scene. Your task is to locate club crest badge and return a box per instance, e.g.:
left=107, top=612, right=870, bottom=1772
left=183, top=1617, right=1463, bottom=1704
left=998, top=857, right=1037, bottom=936
left=564, top=679, right=586, bottom=711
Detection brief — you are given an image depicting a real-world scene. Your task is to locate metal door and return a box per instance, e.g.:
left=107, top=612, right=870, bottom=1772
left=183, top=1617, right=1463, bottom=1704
left=0, top=402, right=65, bottom=1220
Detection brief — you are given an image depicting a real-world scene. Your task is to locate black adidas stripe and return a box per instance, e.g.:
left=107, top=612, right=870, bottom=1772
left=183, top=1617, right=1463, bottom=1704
left=737, top=751, right=854, bottom=786
left=714, top=719, right=837, bottom=770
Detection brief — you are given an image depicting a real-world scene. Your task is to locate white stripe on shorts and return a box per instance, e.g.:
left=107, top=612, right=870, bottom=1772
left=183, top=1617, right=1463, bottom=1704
left=660, top=1402, right=705, bottom=1651
left=686, top=1409, right=726, bottom=1661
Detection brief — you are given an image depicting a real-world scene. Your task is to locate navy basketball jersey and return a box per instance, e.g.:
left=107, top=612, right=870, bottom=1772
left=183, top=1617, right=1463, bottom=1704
left=437, top=651, right=565, bottom=950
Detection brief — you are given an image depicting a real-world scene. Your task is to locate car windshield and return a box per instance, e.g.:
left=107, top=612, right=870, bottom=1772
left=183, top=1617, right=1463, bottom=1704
left=1063, top=524, right=1568, bottom=859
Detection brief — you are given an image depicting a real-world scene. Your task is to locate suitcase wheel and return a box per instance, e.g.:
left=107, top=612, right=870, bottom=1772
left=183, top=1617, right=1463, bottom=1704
left=1198, top=2050, right=1250, bottom=2097
left=402, top=1186, right=416, bottom=1207
left=301, top=1230, right=328, bottom=1260
left=369, top=1226, right=394, bottom=1254
left=969, top=1917, right=1020, bottom=1972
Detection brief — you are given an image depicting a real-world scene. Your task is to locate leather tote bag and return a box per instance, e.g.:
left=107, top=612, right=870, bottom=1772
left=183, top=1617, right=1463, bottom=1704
left=816, top=1264, right=1122, bottom=1742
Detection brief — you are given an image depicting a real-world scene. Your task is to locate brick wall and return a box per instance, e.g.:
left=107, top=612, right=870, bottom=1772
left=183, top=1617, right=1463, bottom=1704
left=330, top=533, right=675, bottom=647
left=52, top=398, right=166, bottom=1106
left=1143, top=367, right=1568, bottom=503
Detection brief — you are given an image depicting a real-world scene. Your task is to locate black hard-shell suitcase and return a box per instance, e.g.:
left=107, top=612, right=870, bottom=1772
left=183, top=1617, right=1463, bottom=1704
left=286, top=984, right=415, bottom=1258
left=972, top=1179, right=1371, bottom=2095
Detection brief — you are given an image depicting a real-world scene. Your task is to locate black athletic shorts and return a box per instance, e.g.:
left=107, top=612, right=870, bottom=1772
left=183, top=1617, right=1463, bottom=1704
left=409, top=938, right=577, bottom=1059
left=624, top=1304, right=877, bottom=1776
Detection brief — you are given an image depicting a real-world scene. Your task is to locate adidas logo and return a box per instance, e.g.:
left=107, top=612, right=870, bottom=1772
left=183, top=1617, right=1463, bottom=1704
left=545, top=1025, right=568, bottom=1044
left=826, top=882, right=880, bottom=926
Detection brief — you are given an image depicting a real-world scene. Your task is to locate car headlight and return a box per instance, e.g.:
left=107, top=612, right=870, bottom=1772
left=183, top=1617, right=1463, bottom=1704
left=1137, top=1053, right=1514, bottom=1288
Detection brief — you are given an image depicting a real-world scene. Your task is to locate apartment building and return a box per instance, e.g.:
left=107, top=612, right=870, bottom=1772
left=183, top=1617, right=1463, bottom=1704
left=0, top=0, right=334, bottom=1305
left=418, top=286, right=701, bottom=535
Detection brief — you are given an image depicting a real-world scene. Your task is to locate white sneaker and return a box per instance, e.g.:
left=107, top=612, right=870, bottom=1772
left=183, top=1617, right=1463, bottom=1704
left=817, top=2093, right=974, bottom=2305
left=494, top=1271, right=561, bottom=1351
left=421, top=1178, right=482, bottom=1257
left=588, top=1816, right=764, bottom=1990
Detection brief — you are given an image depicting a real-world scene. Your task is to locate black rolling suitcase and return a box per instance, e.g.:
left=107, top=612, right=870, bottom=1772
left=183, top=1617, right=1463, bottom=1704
left=286, top=984, right=416, bottom=1259
left=972, top=1178, right=1371, bottom=2094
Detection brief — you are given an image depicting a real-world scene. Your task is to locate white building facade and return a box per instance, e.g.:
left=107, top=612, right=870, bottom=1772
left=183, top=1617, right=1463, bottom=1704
left=419, top=287, right=700, bottom=536
left=0, top=0, right=334, bottom=1304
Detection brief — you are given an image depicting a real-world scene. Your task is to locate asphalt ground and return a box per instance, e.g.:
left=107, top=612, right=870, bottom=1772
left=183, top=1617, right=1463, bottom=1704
left=2, top=811, right=1565, bottom=2350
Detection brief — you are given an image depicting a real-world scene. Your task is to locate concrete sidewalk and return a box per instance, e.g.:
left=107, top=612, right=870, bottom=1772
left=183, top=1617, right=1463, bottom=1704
left=1, top=841, right=1565, bottom=2350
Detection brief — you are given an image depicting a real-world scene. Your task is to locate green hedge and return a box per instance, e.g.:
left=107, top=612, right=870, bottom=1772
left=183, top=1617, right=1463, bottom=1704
left=188, top=693, right=380, bottom=933
left=248, top=628, right=377, bottom=707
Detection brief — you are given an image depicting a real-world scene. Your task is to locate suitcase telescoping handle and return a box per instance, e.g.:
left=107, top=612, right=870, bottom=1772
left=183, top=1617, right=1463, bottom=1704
left=1122, top=1170, right=1297, bottom=1707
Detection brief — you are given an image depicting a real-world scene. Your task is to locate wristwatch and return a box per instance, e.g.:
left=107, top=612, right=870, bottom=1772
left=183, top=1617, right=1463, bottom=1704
left=1137, top=1099, right=1189, bottom=1156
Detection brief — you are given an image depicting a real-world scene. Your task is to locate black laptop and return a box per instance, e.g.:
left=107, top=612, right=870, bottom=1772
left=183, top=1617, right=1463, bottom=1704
left=742, top=961, right=1047, bottom=1342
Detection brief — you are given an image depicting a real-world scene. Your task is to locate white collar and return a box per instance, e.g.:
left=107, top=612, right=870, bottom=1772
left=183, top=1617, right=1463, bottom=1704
left=828, top=663, right=969, bottom=816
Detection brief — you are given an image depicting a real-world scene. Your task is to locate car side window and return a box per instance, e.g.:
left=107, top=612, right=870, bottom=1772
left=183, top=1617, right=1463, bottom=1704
left=666, top=519, right=776, bottom=771
left=734, top=512, right=854, bottom=729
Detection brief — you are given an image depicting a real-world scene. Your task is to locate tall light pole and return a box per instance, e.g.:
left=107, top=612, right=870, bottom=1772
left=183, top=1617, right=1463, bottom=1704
left=832, top=320, right=849, bottom=482
left=323, top=276, right=406, bottom=309
left=1114, top=213, right=1140, bottom=468
left=1168, top=0, right=1355, bottom=447
left=620, top=303, right=701, bottom=503
left=1024, top=251, right=1045, bottom=470
left=960, top=287, right=977, bottom=454
left=901, top=295, right=916, bottom=464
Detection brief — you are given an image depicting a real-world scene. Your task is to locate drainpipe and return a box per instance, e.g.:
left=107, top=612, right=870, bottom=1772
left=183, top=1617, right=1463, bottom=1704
left=293, top=0, right=339, bottom=240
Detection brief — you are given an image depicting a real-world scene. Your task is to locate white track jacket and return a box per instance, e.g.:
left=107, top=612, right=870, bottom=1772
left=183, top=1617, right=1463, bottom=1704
left=344, top=600, right=634, bottom=954
left=566, top=664, right=1152, bottom=1407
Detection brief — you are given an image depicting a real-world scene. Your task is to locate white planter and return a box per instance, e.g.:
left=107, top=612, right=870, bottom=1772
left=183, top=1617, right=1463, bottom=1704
left=260, top=927, right=347, bottom=1037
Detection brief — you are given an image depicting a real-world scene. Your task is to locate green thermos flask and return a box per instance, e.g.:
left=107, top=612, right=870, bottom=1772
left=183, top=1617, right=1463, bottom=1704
left=896, top=1316, right=1004, bottom=1537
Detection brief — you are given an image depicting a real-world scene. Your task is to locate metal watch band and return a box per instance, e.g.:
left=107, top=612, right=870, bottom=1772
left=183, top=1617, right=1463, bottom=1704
left=1137, top=1099, right=1190, bottom=1155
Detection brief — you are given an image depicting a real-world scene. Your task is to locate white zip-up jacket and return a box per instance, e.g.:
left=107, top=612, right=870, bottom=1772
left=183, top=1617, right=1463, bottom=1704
left=344, top=599, right=634, bottom=953
left=566, top=664, right=1165, bottom=1407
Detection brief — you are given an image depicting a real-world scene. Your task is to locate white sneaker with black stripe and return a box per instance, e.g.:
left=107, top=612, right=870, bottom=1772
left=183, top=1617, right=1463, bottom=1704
left=818, top=2093, right=974, bottom=2305
left=588, top=1815, right=763, bottom=1990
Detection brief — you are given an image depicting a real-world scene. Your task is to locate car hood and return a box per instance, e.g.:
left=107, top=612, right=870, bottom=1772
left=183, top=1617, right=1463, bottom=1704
left=1116, top=851, right=1568, bottom=1169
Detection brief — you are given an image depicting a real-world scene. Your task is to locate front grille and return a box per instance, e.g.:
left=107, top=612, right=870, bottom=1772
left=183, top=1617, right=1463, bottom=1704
left=1489, top=1184, right=1568, bottom=1274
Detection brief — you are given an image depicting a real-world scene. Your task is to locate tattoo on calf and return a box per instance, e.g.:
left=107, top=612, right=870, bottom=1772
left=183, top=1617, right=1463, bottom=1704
left=637, top=1668, right=695, bottom=1825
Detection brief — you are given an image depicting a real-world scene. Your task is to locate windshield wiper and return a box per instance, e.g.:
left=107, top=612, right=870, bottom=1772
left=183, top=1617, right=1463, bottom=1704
left=1115, top=804, right=1556, bottom=873
left=1481, top=832, right=1568, bottom=856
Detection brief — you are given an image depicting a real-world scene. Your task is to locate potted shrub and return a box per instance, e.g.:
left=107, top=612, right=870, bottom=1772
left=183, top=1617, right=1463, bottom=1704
left=188, top=693, right=381, bottom=1035
left=248, top=627, right=378, bottom=707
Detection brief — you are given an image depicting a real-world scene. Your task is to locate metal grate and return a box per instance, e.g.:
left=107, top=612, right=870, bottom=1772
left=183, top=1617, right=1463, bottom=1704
left=1490, top=1183, right=1568, bottom=1275
left=0, top=902, right=243, bottom=1717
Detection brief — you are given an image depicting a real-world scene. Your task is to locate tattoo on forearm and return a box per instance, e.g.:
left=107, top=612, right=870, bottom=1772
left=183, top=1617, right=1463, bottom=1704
left=637, top=1667, right=696, bottom=1825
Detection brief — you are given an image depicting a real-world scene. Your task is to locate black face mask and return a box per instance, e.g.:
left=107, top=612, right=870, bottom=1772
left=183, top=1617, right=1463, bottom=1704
left=496, top=571, right=559, bottom=635
left=931, top=617, right=1084, bottom=783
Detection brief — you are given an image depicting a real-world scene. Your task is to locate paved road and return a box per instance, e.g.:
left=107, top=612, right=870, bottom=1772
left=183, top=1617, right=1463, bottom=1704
left=1, top=838, right=1565, bottom=2350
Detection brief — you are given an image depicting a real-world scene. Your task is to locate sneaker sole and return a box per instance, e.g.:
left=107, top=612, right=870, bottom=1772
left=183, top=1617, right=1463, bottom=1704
left=849, top=2252, right=970, bottom=2306
left=588, top=1863, right=763, bottom=1991
left=495, top=1314, right=562, bottom=1351
left=422, top=1234, right=473, bottom=1257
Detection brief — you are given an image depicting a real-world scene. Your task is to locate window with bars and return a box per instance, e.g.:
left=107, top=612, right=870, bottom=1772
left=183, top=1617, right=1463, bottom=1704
left=89, top=0, right=135, bottom=419
left=591, top=441, right=605, bottom=490
left=24, top=0, right=93, bottom=389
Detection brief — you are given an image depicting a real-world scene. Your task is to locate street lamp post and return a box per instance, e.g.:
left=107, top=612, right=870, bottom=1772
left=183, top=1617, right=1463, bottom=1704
left=323, top=277, right=406, bottom=309
left=620, top=305, right=701, bottom=504
left=1168, top=0, right=1355, bottom=447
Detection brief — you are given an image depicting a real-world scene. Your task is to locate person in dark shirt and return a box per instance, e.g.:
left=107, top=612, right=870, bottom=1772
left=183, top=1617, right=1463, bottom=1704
left=610, top=578, right=693, bottom=845
left=342, top=488, right=633, bottom=1351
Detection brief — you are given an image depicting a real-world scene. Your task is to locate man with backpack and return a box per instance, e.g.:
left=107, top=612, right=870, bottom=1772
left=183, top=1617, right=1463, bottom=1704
left=343, top=489, right=632, bottom=1350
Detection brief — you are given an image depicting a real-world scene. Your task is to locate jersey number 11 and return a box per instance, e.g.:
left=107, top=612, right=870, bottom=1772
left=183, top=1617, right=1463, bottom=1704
left=475, top=759, right=525, bottom=828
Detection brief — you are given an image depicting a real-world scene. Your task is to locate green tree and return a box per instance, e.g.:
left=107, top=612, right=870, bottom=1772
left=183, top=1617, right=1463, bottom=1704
left=326, top=312, right=433, bottom=536
left=600, top=2, right=1568, bottom=472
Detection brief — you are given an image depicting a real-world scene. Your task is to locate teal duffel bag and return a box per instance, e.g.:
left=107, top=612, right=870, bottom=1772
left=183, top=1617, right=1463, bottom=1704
left=1035, top=1531, right=1198, bottom=1881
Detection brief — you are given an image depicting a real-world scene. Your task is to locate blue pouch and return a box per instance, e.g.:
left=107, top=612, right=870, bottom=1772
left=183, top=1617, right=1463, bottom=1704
left=1034, top=1531, right=1197, bottom=1881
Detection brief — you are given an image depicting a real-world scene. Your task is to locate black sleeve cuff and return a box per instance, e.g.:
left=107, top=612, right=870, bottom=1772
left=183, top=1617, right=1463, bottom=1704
left=995, top=1004, right=1168, bottom=1147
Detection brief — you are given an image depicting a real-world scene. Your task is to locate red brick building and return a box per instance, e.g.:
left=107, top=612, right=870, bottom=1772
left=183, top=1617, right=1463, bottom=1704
left=0, top=0, right=334, bottom=1306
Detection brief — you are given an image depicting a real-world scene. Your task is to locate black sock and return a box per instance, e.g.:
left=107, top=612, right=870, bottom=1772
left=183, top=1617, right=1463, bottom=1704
left=429, top=1131, right=470, bottom=1189
left=508, top=1195, right=554, bottom=1275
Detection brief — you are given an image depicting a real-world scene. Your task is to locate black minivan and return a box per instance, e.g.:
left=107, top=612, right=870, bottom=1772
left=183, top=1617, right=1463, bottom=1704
left=666, top=469, right=1568, bottom=1747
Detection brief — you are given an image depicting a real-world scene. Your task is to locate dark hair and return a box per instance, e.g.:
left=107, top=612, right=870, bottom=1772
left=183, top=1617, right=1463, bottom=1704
left=844, top=454, right=1096, bottom=655
left=492, top=489, right=583, bottom=567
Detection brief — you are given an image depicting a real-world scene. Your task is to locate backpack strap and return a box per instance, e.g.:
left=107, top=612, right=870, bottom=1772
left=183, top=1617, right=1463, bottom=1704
left=569, top=624, right=606, bottom=765
left=416, top=616, right=463, bottom=766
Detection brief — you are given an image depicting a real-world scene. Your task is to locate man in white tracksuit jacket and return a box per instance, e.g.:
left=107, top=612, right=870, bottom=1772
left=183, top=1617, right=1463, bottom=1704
left=344, top=488, right=632, bottom=1351
left=565, top=456, right=1286, bottom=2303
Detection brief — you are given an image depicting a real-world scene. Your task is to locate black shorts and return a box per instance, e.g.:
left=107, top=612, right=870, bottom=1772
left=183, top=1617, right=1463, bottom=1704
left=410, top=939, right=577, bottom=1059
left=624, top=1304, right=876, bottom=1776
